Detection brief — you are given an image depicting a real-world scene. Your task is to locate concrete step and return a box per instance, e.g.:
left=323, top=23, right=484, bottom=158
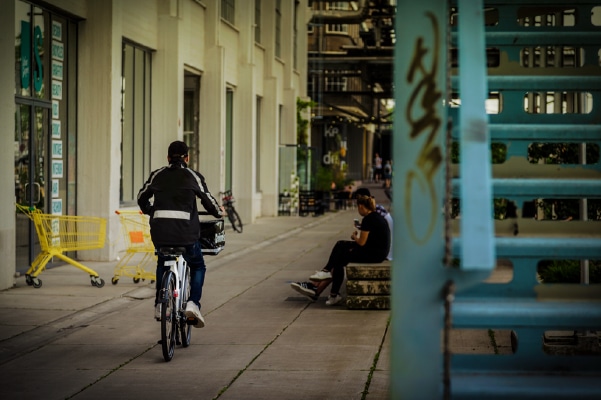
left=346, top=261, right=391, bottom=310
left=346, top=260, right=391, bottom=280
left=346, top=295, right=390, bottom=310
left=346, top=280, right=391, bottom=295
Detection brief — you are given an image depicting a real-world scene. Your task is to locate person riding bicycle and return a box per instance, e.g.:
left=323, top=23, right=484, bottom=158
left=137, top=140, right=223, bottom=328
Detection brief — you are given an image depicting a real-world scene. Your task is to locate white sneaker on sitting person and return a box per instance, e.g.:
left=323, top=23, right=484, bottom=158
left=309, top=270, right=332, bottom=281
left=325, top=294, right=343, bottom=306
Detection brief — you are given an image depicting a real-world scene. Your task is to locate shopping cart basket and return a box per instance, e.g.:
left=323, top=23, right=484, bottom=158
left=16, top=204, right=107, bottom=288
left=112, top=210, right=156, bottom=285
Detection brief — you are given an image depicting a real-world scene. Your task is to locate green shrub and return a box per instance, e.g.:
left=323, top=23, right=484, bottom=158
left=538, top=260, right=601, bottom=283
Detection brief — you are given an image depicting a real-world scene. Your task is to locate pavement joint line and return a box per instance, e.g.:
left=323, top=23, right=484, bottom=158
left=207, top=210, right=351, bottom=271
left=204, top=236, right=323, bottom=317
left=0, top=286, right=145, bottom=366
left=65, top=343, right=157, bottom=400
left=212, top=301, right=312, bottom=400
left=362, top=317, right=391, bottom=400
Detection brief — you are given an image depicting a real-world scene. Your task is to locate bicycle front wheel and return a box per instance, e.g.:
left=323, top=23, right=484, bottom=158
left=227, top=207, right=243, bottom=233
left=160, top=271, right=177, bottom=361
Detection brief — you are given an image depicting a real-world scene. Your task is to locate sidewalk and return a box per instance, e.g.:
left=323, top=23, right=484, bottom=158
left=0, top=183, right=394, bottom=400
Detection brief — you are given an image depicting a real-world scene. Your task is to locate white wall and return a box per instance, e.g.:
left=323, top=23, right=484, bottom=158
left=1, top=0, right=307, bottom=287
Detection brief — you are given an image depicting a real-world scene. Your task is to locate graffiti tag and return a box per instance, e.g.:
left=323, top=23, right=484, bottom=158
left=404, top=12, right=443, bottom=244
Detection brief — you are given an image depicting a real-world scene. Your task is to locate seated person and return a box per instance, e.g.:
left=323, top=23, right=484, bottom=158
left=291, top=191, right=391, bottom=305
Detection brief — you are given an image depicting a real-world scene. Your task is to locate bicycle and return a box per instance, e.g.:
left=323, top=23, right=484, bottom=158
left=157, top=214, right=225, bottom=362
left=220, top=190, right=243, bottom=233
left=156, top=246, right=193, bottom=361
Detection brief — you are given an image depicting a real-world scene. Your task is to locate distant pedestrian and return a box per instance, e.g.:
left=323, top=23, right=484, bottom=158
left=374, top=153, right=383, bottom=183
left=383, top=160, right=392, bottom=188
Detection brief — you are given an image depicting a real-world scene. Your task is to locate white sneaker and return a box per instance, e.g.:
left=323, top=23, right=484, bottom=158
left=185, top=301, right=205, bottom=328
left=310, top=270, right=332, bottom=281
left=325, top=294, right=343, bottom=306
left=154, top=304, right=161, bottom=321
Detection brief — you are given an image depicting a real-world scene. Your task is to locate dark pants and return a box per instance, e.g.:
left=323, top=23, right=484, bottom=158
left=155, top=240, right=206, bottom=307
left=324, top=240, right=383, bottom=296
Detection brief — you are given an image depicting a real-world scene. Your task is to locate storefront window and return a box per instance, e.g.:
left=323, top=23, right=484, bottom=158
left=15, top=0, right=77, bottom=270
left=121, top=41, right=152, bottom=203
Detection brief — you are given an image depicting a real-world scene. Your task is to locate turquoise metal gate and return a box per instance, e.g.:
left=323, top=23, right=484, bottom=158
left=392, top=0, right=601, bottom=398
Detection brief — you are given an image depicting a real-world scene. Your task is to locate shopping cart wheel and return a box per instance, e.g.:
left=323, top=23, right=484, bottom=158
left=25, top=274, right=33, bottom=286
left=91, top=276, right=105, bottom=288
left=32, top=278, right=42, bottom=288
left=111, top=277, right=119, bottom=285
left=133, top=277, right=141, bottom=284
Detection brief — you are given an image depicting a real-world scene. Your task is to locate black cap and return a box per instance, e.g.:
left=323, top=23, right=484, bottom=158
left=168, top=140, right=188, bottom=158
left=352, top=187, right=371, bottom=198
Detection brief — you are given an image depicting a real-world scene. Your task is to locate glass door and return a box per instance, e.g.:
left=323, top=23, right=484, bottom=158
left=15, top=105, right=49, bottom=273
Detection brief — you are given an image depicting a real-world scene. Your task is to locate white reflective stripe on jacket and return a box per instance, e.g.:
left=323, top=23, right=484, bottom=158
left=153, top=210, right=191, bottom=220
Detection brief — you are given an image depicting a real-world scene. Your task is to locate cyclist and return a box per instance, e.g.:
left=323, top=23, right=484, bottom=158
left=137, top=140, right=223, bottom=328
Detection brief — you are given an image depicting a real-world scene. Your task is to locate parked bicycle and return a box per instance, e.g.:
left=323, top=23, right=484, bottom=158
left=220, top=190, right=243, bottom=233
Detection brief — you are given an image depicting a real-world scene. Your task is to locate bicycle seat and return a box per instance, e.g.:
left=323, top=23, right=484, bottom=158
left=158, top=247, right=186, bottom=256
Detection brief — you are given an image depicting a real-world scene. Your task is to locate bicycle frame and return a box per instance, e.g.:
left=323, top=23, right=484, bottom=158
left=162, top=254, right=188, bottom=315
left=159, top=248, right=193, bottom=362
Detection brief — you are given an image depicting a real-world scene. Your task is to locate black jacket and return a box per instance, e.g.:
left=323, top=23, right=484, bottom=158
left=137, top=162, right=222, bottom=246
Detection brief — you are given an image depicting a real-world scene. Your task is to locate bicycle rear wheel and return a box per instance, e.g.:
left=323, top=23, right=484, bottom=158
left=160, top=271, right=177, bottom=361
left=227, top=207, right=243, bottom=233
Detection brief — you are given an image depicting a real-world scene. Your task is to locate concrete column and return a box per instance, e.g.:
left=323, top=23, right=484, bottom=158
left=152, top=0, right=183, bottom=168
left=78, top=0, right=121, bottom=261
left=0, top=0, right=16, bottom=289
left=200, top=0, right=225, bottom=191
left=261, top=77, right=279, bottom=216
left=234, top=0, right=257, bottom=222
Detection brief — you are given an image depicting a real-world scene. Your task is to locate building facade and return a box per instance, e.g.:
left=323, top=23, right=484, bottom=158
left=307, top=0, right=394, bottom=184
left=1, top=0, right=308, bottom=290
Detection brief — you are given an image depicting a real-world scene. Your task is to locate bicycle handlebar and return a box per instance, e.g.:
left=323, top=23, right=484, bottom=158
left=199, top=211, right=221, bottom=216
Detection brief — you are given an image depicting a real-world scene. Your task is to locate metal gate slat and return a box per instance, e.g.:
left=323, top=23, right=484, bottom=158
left=452, top=374, right=601, bottom=399
left=452, top=76, right=601, bottom=90
left=453, top=300, right=601, bottom=329
left=453, top=237, right=601, bottom=259
left=453, top=178, right=601, bottom=198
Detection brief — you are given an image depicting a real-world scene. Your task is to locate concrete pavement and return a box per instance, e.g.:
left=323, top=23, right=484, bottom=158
left=0, top=182, right=503, bottom=400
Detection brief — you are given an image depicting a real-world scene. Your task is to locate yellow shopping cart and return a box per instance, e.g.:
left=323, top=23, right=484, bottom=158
left=112, top=210, right=156, bottom=285
left=16, top=204, right=107, bottom=288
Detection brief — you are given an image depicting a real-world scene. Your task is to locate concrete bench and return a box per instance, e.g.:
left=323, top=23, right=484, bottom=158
left=346, top=260, right=391, bottom=310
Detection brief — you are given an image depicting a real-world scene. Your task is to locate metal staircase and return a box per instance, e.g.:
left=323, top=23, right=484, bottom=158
left=392, top=0, right=601, bottom=398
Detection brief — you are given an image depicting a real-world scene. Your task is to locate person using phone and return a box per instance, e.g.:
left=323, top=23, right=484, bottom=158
left=291, top=189, right=390, bottom=305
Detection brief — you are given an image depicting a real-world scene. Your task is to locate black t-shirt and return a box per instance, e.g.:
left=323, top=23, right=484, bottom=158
left=357, top=211, right=390, bottom=261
